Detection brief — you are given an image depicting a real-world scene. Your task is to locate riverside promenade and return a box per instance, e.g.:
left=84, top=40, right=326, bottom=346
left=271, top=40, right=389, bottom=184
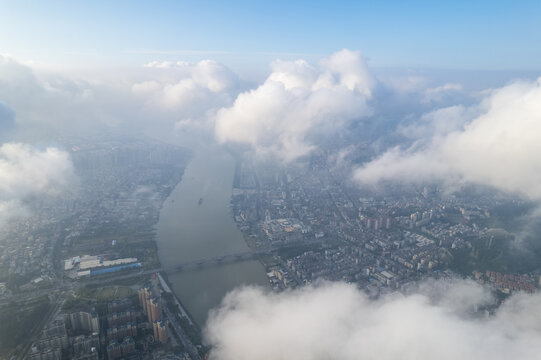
left=157, top=272, right=195, bottom=327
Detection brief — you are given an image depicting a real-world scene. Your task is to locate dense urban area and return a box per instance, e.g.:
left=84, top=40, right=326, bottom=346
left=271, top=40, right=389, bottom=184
left=1, top=137, right=540, bottom=360
left=231, top=150, right=541, bottom=296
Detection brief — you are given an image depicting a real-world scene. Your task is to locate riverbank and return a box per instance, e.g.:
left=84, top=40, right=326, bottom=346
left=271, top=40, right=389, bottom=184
left=157, top=272, right=197, bottom=328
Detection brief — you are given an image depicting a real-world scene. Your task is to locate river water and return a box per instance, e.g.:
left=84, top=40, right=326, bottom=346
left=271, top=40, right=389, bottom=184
left=156, top=145, right=268, bottom=327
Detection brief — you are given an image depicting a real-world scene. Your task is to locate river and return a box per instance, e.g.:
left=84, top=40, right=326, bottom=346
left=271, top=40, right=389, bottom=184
left=156, top=144, right=268, bottom=327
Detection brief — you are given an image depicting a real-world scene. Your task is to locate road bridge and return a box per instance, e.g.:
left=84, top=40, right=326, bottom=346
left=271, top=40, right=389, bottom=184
left=164, top=249, right=272, bottom=273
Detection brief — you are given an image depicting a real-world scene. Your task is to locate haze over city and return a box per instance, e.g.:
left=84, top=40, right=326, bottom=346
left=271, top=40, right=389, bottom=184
left=1, top=1, right=541, bottom=359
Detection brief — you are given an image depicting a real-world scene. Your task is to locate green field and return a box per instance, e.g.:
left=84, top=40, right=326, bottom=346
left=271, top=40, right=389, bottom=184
left=96, top=286, right=134, bottom=301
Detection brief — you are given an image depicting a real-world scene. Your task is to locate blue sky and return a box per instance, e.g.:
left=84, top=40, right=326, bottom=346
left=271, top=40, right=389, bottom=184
left=1, top=0, right=540, bottom=71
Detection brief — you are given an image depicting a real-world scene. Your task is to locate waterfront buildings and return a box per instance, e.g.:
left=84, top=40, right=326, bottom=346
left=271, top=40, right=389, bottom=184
left=153, top=320, right=169, bottom=344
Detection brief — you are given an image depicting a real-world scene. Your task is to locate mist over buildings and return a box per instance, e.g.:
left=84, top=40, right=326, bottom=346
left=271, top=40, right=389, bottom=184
left=2, top=48, right=541, bottom=252
left=2, top=2, right=541, bottom=359
left=0, top=142, right=74, bottom=225
left=2, top=50, right=541, bottom=232
left=1, top=47, right=541, bottom=359
left=355, top=77, right=541, bottom=201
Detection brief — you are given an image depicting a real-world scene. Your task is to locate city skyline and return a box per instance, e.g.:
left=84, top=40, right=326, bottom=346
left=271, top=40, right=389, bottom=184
left=1, top=2, right=541, bottom=360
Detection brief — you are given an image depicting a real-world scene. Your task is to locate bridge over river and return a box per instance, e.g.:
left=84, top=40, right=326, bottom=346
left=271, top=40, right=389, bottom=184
left=163, top=249, right=273, bottom=273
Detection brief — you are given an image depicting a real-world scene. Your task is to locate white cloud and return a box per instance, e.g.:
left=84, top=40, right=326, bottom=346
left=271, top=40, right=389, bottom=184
left=192, top=60, right=237, bottom=93
left=423, top=83, right=463, bottom=103
left=205, top=280, right=541, bottom=360
left=398, top=105, right=476, bottom=140
left=132, top=59, right=238, bottom=131
left=136, top=60, right=238, bottom=101
left=131, top=80, right=161, bottom=95
left=144, top=61, right=175, bottom=68
left=0, top=55, right=239, bottom=136
left=382, top=75, right=428, bottom=93
left=356, top=77, right=541, bottom=200
left=215, top=49, right=374, bottom=161
left=0, top=142, right=74, bottom=224
left=143, top=60, right=191, bottom=69
left=0, top=52, right=475, bottom=155
left=0, top=54, right=129, bottom=132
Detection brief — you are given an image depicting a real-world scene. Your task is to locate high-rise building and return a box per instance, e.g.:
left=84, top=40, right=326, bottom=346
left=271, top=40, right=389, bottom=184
left=106, top=340, right=122, bottom=360
left=153, top=320, right=168, bottom=344
left=37, top=319, right=69, bottom=350
left=69, top=311, right=100, bottom=334
left=107, top=298, right=132, bottom=313
left=366, top=218, right=372, bottom=229
left=147, top=296, right=162, bottom=323
left=107, top=310, right=137, bottom=327
left=120, top=337, right=136, bottom=357
left=37, top=335, right=69, bottom=351
left=72, top=334, right=100, bottom=355
left=138, top=287, right=152, bottom=315
left=107, top=322, right=137, bottom=341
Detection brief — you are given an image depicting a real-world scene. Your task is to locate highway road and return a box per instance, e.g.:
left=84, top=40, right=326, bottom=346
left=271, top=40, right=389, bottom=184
left=163, top=306, right=202, bottom=360
left=16, top=296, right=66, bottom=360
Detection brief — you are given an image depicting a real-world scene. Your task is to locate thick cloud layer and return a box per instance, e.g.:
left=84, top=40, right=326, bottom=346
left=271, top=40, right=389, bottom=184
left=0, top=55, right=239, bottom=137
left=5, top=52, right=539, bottom=202
left=355, top=77, right=541, bottom=200
left=215, top=50, right=374, bottom=161
left=134, top=60, right=238, bottom=131
left=205, top=280, right=541, bottom=360
left=1, top=52, right=479, bottom=158
left=0, top=142, right=74, bottom=224
left=0, top=55, right=100, bottom=132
